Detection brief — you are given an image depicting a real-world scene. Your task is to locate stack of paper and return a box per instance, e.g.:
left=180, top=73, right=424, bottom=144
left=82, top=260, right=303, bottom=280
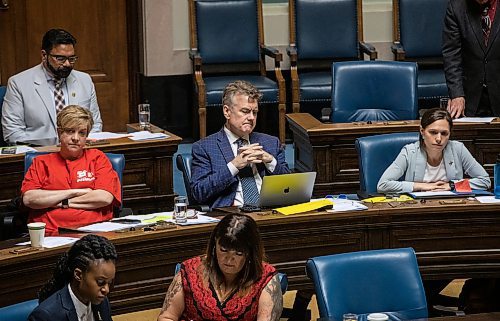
left=16, top=236, right=79, bottom=248
left=128, top=131, right=170, bottom=141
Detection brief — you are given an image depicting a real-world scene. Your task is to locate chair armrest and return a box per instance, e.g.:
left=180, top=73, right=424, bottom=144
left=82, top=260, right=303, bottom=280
left=287, top=46, right=298, bottom=67
left=189, top=49, right=203, bottom=69
left=391, top=42, right=406, bottom=60
left=359, top=41, right=378, bottom=60
left=261, top=45, right=283, bottom=62
left=321, top=108, right=332, bottom=123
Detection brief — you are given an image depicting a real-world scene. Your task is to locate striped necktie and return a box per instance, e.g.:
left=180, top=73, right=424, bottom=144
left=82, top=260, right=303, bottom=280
left=53, top=78, right=66, bottom=113
left=237, top=138, right=260, bottom=205
left=482, top=5, right=492, bottom=45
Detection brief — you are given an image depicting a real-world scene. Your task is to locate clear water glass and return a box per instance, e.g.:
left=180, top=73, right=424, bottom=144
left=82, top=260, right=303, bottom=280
left=174, top=196, right=188, bottom=224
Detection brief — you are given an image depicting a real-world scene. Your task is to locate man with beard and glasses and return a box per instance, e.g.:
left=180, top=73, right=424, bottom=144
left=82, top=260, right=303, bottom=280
left=2, top=29, right=102, bottom=146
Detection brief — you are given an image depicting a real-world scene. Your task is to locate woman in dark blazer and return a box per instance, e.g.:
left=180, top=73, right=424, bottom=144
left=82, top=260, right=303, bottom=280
left=28, top=234, right=117, bottom=321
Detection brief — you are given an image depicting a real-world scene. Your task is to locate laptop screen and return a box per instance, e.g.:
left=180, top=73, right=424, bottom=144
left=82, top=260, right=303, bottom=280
left=259, top=172, right=317, bottom=208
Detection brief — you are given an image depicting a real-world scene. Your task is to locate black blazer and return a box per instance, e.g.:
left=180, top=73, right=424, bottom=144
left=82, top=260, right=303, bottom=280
left=28, top=285, right=112, bottom=321
left=442, top=0, right=500, bottom=116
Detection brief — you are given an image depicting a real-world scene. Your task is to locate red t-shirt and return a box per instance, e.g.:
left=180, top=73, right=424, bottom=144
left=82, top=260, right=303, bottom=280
left=21, top=149, right=122, bottom=235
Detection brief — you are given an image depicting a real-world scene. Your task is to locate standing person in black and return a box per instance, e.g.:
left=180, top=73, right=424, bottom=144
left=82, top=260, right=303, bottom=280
left=442, top=0, right=500, bottom=118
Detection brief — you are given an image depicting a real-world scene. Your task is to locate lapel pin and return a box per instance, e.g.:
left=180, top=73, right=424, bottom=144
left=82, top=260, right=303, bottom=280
left=72, top=92, right=76, bottom=97
left=449, top=161, right=453, bottom=166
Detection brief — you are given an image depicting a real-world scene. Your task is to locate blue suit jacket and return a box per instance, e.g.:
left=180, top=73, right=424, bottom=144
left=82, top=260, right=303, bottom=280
left=28, top=286, right=112, bottom=321
left=2, top=64, right=102, bottom=146
left=191, top=128, right=290, bottom=209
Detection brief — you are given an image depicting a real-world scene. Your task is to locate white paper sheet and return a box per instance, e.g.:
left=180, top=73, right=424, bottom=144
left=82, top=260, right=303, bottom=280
left=87, top=132, right=132, bottom=140
left=475, top=196, right=500, bottom=204
left=410, top=191, right=459, bottom=198
left=453, top=117, right=497, bottom=123
left=128, top=131, right=170, bottom=141
left=327, top=198, right=368, bottom=213
left=0, top=146, right=37, bottom=155
left=16, top=236, right=79, bottom=248
left=77, top=221, right=140, bottom=232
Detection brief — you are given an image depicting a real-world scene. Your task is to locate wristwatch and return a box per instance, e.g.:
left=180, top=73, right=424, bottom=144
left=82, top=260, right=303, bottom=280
left=449, top=181, right=455, bottom=191
left=61, top=199, right=69, bottom=209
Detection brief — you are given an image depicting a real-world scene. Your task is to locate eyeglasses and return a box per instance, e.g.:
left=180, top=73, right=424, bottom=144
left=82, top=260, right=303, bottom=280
left=48, top=54, right=78, bottom=64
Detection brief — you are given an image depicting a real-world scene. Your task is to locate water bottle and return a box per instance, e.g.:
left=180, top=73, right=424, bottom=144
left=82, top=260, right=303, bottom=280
left=495, top=154, right=500, bottom=199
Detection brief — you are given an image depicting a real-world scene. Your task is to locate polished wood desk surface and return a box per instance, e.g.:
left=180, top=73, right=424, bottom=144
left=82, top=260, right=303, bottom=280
left=413, top=312, right=500, bottom=321
left=0, top=126, right=182, bottom=214
left=286, top=113, right=500, bottom=196
left=1, top=199, right=500, bottom=313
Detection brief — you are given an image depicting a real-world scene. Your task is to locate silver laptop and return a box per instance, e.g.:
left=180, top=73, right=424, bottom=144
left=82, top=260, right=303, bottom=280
left=259, top=172, right=317, bottom=208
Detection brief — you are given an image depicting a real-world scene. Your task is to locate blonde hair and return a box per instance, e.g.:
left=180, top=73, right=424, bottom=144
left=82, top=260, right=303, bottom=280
left=57, top=105, right=94, bottom=134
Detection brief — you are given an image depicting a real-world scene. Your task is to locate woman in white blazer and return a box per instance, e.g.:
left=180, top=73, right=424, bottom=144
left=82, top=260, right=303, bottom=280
left=377, top=108, right=490, bottom=194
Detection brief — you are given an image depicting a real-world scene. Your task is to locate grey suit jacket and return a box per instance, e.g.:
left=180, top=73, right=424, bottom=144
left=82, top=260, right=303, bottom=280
left=377, top=140, right=491, bottom=193
left=2, top=64, right=102, bottom=146
left=442, top=0, right=500, bottom=116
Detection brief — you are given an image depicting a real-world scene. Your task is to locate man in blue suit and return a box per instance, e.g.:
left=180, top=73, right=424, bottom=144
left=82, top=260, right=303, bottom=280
left=190, top=80, right=290, bottom=210
left=2, top=29, right=102, bottom=146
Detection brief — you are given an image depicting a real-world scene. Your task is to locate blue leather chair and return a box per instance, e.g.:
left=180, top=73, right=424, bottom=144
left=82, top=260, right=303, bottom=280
left=288, top=0, right=377, bottom=117
left=175, top=153, right=210, bottom=212
left=355, top=132, right=419, bottom=197
left=188, top=0, right=286, bottom=142
left=1, top=85, right=7, bottom=147
left=0, top=299, right=38, bottom=321
left=392, top=0, right=449, bottom=107
left=331, top=61, right=418, bottom=123
left=306, top=248, right=428, bottom=321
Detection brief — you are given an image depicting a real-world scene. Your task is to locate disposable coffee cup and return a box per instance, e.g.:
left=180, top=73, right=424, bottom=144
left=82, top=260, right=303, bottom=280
left=27, top=222, right=46, bottom=248
left=367, top=313, right=389, bottom=321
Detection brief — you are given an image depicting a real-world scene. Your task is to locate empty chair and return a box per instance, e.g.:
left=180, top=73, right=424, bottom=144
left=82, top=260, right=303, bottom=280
left=0, top=299, right=38, bottom=321
left=331, top=61, right=418, bottom=123
left=392, top=0, right=449, bottom=107
left=355, top=132, right=419, bottom=197
left=188, top=0, right=286, bottom=142
left=287, top=0, right=377, bottom=118
left=306, top=247, right=428, bottom=321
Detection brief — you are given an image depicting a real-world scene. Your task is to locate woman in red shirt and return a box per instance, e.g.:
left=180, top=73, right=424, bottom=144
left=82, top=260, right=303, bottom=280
left=21, top=105, right=121, bottom=235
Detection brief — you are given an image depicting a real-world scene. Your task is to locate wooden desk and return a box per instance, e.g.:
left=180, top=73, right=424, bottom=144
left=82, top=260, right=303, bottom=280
left=287, top=113, right=500, bottom=196
left=412, top=312, right=500, bottom=321
left=0, top=130, right=182, bottom=214
left=1, top=199, right=500, bottom=314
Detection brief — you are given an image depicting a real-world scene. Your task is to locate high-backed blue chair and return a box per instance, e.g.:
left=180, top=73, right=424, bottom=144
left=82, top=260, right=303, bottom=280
left=355, top=132, right=419, bottom=197
left=287, top=0, right=377, bottom=116
left=0, top=85, right=7, bottom=147
left=392, top=0, right=449, bottom=107
left=306, top=248, right=428, bottom=321
left=175, top=153, right=210, bottom=212
left=0, top=299, right=38, bottom=321
left=188, top=0, right=286, bottom=142
left=331, top=61, right=418, bottom=123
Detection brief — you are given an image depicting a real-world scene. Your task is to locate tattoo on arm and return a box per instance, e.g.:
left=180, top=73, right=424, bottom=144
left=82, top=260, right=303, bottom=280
left=161, top=272, right=183, bottom=312
left=264, top=275, right=283, bottom=321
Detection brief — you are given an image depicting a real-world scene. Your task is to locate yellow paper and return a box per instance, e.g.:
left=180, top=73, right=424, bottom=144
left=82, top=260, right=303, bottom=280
left=362, top=194, right=414, bottom=203
left=275, top=199, right=334, bottom=215
left=143, top=215, right=173, bottom=223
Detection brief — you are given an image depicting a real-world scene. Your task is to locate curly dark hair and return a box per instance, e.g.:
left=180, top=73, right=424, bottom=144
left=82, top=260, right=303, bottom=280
left=38, top=234, right=117, bottom=302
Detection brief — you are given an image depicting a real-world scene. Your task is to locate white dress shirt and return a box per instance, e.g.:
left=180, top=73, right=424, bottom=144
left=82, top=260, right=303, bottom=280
left=224, top=126, right=276, bottom=206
